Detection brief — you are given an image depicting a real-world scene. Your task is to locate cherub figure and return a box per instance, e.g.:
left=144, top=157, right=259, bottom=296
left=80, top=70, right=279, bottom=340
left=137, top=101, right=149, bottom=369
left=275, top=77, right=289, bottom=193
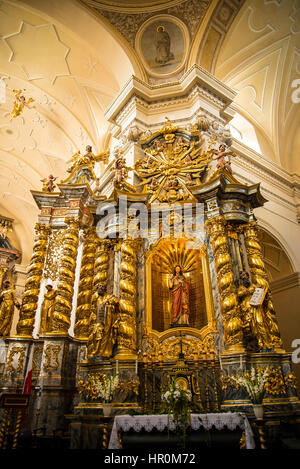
left=185, top=173, right=195, bottom=186
left=211, top=144, right=235, bottom=174
left=10, top=89, right=35, bottom=119
left=149, top=176, right=159, bottom=192
left=151, top=139, right=164, bottom=156
left=41, top=174, right=57, bottom=192
left=113, top=156, right=134, bottom=191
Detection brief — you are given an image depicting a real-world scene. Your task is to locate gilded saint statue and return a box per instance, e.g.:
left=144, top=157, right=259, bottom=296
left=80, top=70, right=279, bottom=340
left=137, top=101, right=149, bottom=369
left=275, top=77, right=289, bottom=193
left=0, top=281, right=20, bottom=336
left=169, top=265, right=190, bottom=326
left=87, top=283, right=120, bottom=358
left=40, top=284, right=56, bottom=334
left=238, top=271, right=282, bottom=351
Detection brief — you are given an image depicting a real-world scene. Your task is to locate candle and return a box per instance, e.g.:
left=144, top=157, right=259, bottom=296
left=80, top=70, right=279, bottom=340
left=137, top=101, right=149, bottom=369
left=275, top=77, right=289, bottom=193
left=219, top=355, right=223, bottom=370
left=135, top=360, right=138, bottom=374
left=240, top=354, right=242, bottom=369
left=116, top=360, right=119, bottom=374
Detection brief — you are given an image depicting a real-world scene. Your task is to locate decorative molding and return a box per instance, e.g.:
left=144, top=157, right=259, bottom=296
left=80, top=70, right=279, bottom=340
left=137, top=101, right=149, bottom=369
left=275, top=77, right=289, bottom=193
left=85, top=0, right=211, bottom=48
left=3, top=22, right=70, bottom=85
left=105, top=64, right=236, bottom=125
left=270, top=272, right=300, bottom=294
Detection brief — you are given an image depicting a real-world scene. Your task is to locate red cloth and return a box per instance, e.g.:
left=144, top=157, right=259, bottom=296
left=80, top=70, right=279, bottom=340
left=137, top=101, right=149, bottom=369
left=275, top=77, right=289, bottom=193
left=171, top=281, right=189, bottom=322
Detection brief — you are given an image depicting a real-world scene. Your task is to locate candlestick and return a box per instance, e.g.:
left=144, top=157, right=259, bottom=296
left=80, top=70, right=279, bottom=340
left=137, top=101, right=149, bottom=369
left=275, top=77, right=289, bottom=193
left=219, top=355, right=223, bottom=371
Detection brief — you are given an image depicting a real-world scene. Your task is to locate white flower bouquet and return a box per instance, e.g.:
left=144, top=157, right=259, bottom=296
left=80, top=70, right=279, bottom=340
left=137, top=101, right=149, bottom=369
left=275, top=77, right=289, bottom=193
left=230, top=367, right=269, bottom=404
left=162, top=383, right=192, bottom=406
left=90, top=373, right=119, bottom=403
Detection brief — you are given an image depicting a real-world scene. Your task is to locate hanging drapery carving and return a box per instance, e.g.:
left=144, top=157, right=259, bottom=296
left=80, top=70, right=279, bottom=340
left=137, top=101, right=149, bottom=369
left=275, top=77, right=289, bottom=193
left=51, top=217, right=80, bottom=334
left=74, top=227, right=97, bottom=339
left=17, top=224, right=50, bottom=337
left=242, top=222, right=283, bottom=351
left=116, top=239, right=138, bottom=359
left=206, top=216, right=244, bottom=353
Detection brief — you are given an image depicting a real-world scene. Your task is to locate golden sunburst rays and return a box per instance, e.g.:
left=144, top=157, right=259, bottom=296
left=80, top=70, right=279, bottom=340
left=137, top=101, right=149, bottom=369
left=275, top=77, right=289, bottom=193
left=134, top=133, right=209, bottom=203
left=152, top=239, right=199, bottom=274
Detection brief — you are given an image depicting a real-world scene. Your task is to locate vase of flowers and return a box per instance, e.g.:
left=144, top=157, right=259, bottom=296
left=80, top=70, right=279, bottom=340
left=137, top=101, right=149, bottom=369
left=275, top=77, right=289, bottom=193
left=230, top=367, right=269, bottom=419
left=90, top=373, right=119, bottom=416
left=161, top=382, right=192, bottom=446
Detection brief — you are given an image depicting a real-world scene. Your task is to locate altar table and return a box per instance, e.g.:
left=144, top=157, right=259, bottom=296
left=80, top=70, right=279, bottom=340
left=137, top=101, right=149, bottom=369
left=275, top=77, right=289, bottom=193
left=108, top=413, right=255, bottom=449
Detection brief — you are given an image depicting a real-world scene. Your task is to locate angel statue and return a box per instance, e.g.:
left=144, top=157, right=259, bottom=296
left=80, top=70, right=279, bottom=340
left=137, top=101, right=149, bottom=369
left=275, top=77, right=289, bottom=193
left=211, top=144, right=235, bottom=175
left=67, top=145, right=108, bottom=173
left=41, top=174, right=57, bottom=192
left=113, top=156, right=135, bottom=192
left=10, top=89, right=35, bottom=119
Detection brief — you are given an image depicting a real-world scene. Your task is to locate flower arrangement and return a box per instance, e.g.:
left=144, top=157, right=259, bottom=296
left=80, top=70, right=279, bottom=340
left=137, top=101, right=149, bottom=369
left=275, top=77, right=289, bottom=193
left=78, top=373, right=119, bottom=403
left=92, top=373, right=119, bottom=403
left=230, top=367, right=269, bottom=404
left=161, top=382, right=192, bottom=431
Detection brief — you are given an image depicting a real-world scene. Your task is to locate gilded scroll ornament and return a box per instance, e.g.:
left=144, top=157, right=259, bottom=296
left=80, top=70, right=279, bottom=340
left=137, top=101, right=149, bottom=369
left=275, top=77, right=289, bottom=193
left=17, top=224, right=50, bottom=337
left=7, top=346, right=25, bottom=374
left=44, top=344, right=61, bottom=371
left=143, top=334, right=215, bottom=362
left=264, top=367, right=286, bottom=396
left=51, top=218, right=80, bottom=334
left=206, top=216, right=244, bottom=352
left=74, top=227, right=97, bottom=338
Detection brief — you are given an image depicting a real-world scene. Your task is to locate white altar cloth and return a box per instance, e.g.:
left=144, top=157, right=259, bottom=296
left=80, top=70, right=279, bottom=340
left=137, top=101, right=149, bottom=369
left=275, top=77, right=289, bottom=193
left=108, top=413, right=255, bottom=449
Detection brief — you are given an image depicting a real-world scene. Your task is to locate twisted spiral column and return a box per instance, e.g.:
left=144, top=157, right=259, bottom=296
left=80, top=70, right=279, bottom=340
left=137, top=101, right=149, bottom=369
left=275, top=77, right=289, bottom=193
left=115, top=239, right=138, bottom=359
left=52, top=217, right=80, bottom=334
left=242, top=222, right=283, bottom=349
left=242, top=222, right=268, bottom=287
left=206, top=216, right=244, bottom=352
left=74, top=227, right=97, bottom=338
left=17, top=224, right=50, bottom=337
left=92, top=239, right=110, bottom=295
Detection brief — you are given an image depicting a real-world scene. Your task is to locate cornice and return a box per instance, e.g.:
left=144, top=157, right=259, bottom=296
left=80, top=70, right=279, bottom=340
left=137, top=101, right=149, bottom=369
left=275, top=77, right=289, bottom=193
left=270, top=272, right=300, bottom=294
left=105, top=64, right=236, bottom=124
left=232, top=140, right=300, bottom=204
left=83, top=0, right=186, bottom=14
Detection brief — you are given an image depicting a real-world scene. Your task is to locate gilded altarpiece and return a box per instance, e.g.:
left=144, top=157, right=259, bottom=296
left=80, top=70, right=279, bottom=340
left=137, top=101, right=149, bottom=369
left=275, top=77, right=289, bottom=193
left=0, top=66, right=299, bottom=449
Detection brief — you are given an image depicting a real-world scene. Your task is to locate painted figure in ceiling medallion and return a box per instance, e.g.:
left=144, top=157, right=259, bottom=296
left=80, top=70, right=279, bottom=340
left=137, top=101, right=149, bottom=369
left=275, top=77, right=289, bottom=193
left=155, top=25, right=174, bottom=65
left=169, top=265, right=190, bottom=326
left=137, top=17, right=189, bottom=76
